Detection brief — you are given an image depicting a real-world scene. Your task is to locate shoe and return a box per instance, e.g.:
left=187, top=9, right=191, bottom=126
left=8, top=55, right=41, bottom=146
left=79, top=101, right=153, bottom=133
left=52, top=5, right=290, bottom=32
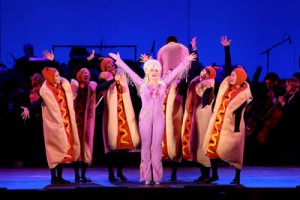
left=194, top=176, right=205, bottom=182
left=58, top=178, right=71, bottom=184
left=117, top=174, right=127, bottom=181
left=145, top=181, right=151, bottom=185
left=51, top=178, right=59, bottom=185
left=204, top=176, right=219, bottom=184
left=154, top=181, right=161, bottom=185
left=169, top=176, right=177, bottom=182
left=230, top=178, right=240, bottom=184
left=194, top=176, right=211, bottom=183
left=108, top=176, right=118, bottom=182
left=75, top=176, right=80, bottom=182
left=81, top=177, right=92, bottom=182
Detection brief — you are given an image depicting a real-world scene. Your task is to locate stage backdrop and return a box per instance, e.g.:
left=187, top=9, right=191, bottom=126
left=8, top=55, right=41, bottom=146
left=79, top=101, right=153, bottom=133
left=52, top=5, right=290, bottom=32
left=1, top=0, right=299, bottom=81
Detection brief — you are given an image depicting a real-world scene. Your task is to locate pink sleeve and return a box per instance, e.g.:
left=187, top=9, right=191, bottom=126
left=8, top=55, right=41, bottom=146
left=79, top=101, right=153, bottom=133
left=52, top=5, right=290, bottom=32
left=115, top=59, right=143, bottom=86
left=163, top=60, right=189, bottom=85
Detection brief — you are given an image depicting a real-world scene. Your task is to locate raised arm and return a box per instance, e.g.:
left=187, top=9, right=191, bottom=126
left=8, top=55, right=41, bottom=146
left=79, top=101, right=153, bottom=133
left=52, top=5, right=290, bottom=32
left=109, top=52, right=143, bottom=86
left=189, top=36, right=201, bottom=80
left=220, top=35, right=232, bottom=77
left=163, top=52, right=197, bottom=85
left=42, top=50, right=69, bottom=78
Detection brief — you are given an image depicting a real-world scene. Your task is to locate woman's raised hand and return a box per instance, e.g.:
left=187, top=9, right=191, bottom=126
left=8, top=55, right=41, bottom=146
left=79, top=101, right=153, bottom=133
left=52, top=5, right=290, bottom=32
left=140, top=54, right=151, bottom=63
left=43, top=50, right=54, bottom=61
left=109, top=52, right=121, bottom=61
left=186, top=52, right=197, bottom=62
left=220, top=35, right=232, bottom=46
left=87, top=49, right=95, bottom=61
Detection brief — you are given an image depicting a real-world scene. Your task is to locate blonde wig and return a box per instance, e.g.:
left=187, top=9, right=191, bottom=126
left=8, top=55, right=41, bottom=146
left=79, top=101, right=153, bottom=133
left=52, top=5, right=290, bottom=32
left=143, top=59, right=162, bottom=83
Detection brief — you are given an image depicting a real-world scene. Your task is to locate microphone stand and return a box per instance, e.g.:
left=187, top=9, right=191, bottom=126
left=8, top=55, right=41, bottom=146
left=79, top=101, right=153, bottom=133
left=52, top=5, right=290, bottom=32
left=260, top=37, right=290, bottom=74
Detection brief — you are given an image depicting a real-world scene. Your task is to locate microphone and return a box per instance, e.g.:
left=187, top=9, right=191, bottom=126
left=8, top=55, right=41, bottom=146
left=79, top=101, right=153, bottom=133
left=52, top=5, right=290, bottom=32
left=100, top=39, right=103, bottom=51
left=151, top=40, right=155, bottom=53
left=288, top=34, right=292, bottom=44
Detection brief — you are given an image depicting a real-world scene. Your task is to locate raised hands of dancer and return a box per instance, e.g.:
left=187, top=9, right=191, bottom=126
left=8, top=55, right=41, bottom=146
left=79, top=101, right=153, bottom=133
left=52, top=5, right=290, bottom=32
left=190, top=36, right=197, bottom=51
left=109, top=52, right=121, bottom=61
left=20, top=106, right=30, bottom=120
left=87, top=49, right=95, bottom=61
left=140, top=54, right=151, bottom=63
left=220, top=35, right=232, bottom=47
left=43, top=50, right=55, bottom=61
left=186, top=52, right=197, bottom=62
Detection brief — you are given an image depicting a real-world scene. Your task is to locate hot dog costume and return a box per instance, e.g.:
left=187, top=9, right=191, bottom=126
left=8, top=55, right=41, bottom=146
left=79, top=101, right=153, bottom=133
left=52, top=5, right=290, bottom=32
left=181, top=67, right=216, bottom=164
left=99, top=59, right=140, bottom=154
left=157, top=41, right=190, bottom=162
left=203, top=67, right=252, bottom=183
left=40, top=68, right=80, bottom=170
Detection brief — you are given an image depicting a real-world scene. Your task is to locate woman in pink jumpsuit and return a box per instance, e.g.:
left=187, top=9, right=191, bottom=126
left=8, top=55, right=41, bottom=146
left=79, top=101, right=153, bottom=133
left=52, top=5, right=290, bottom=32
left=109, top=52, right=196, bottom=185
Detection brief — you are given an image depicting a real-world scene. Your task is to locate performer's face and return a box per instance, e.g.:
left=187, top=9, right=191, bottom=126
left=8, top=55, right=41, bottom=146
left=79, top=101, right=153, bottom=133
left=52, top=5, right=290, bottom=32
left=229, top=71, right=237, bottom=85
left=54, top=71, right=61, bottom=84
left=81, top=70, right=91, bottom=83
left=105, top=62, right=117, bottom=74
left=200, top=68, right=209, bottom=81
left=148, top=67, right=160, bottom=81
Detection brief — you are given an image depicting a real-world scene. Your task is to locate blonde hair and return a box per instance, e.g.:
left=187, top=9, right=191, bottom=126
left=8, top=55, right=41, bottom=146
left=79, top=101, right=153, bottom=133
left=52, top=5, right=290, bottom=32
left=143, top=59, right=162, bottom=83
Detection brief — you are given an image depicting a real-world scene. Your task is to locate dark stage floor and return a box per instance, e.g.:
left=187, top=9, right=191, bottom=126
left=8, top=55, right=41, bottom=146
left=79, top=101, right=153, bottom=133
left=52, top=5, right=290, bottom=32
left=1, top=165, right=300, bottom=199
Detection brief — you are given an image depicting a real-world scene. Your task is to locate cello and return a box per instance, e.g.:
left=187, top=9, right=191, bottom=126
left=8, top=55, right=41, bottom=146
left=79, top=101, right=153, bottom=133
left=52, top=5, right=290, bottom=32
left=255, top=92, right=287, bottom=144
left=245, top=69, right=286, bottom=144
left=246, top=89, right=289, bottom=144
